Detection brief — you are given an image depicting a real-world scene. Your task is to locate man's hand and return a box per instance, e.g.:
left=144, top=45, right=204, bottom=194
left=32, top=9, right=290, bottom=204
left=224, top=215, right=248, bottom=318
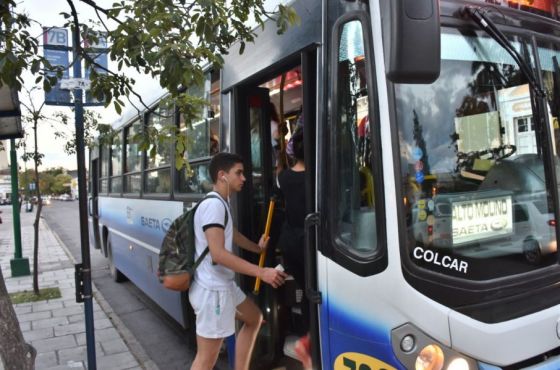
left=259, top=267, right=287, bottom=288
left=257, top=234, right=270, bottom=253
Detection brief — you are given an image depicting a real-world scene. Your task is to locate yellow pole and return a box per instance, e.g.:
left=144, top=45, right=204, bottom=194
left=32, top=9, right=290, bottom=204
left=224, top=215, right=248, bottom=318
left=253, top=198, right=275, bottom=294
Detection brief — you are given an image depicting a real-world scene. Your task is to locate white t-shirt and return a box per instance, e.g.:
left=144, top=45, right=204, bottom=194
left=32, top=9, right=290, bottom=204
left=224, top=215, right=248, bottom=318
left=193, top=192, right=234, bottom=290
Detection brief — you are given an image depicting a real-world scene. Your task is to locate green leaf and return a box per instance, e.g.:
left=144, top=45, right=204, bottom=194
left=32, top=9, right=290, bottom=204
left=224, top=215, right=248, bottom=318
left=30, top=60, right=40, bottom=74
left=114, top=100, right=122, bottom=115
left=175, top=155, right=184, bottom=171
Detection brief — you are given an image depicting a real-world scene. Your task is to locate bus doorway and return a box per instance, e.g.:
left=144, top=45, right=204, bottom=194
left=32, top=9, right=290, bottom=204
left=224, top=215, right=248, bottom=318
left=235, top=63, right=315, bottom=369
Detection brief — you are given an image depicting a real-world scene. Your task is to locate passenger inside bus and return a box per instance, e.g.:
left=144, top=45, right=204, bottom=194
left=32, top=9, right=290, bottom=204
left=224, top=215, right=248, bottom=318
left=244, top=66, right=316, bottom=368
left=277, top=127, right=307, bottom=324
left=269, top=102, right=281, bottom=169
left=276, top=126, right=313, bottom=369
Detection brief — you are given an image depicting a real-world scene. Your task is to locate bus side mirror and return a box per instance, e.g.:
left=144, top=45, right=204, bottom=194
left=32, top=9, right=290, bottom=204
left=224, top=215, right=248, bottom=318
left=384, top=0, right=441, bottom=84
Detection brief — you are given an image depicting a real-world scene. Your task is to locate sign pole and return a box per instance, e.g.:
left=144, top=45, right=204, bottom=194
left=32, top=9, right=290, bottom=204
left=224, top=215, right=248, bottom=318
left=72, top=26, right=97, bottom=370
left=9, top=138, right=30, bottom=277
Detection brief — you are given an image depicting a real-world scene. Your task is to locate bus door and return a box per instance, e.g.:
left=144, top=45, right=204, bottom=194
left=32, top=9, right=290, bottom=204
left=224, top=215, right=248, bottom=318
left=235, top=58, right=318, bottom=367
left=88, top=156, right=102, bottom=252
left=235, top=86, right=284, bottom=366
left=314, top=8, right=389, bottom=368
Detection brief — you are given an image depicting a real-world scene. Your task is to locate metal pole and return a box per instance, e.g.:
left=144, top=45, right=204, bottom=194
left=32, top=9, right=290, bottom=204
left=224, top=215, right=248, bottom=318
left=9, top=138, right=30, bottom=277
left=72, top=26, right=97, bottom=370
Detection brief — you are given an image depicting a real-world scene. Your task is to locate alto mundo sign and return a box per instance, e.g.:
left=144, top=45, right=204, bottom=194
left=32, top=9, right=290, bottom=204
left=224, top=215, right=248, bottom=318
left=451, top=195, right=513, bottom=245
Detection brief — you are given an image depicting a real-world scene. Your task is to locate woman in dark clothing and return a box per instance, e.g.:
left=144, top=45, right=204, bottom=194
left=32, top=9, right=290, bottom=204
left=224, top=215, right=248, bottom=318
left=277, top=128, right=312, bottom=369
left=277, top=128, right=306, bottom=295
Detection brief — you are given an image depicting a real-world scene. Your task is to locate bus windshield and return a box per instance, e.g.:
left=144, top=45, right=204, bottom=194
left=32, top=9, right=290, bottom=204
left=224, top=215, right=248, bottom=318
left=396, top=27, right=559, bottom=281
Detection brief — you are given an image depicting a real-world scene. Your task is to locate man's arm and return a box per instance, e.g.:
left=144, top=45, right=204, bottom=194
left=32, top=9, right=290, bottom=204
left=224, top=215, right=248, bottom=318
left=205, top=228, right=285, bottom=288
left=233, top=228, right=262, bottom=254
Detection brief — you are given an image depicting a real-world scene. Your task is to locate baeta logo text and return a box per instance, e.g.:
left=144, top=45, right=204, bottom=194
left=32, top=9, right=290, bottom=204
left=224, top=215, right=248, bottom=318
left=141, top=217, right=172, bottom=232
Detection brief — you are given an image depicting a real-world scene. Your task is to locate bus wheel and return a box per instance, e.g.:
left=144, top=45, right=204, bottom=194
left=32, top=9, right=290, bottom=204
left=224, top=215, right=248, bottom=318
left=107, top=237, right=127, bottom=282
left=523, top=239, right=542, bottom=265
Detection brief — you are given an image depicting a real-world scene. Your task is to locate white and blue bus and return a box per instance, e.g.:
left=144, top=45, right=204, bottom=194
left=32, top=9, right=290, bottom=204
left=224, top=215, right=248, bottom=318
left=89, top=0, right=560, bottom=368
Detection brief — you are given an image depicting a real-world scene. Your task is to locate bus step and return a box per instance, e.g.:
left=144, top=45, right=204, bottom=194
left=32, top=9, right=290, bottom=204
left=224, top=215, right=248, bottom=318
left=283, top=335, right=299, bottom=360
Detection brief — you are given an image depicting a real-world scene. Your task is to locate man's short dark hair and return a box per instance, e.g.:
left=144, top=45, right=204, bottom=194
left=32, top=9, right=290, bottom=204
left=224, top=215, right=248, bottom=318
left=209, top=152, right=244, bottom=183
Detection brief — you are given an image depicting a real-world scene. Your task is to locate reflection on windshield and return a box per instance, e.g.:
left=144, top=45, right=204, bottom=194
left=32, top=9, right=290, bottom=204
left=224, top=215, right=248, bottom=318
left=539, top=42, right=560, bottom=154
left=397, top=28, right=558, bottom=281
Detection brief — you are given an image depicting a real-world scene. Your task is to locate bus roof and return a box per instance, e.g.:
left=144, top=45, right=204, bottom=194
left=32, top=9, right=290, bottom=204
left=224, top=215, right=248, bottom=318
left=111, top=87, right=167, bottom=131
left=221, top=0, right=321, bottom=91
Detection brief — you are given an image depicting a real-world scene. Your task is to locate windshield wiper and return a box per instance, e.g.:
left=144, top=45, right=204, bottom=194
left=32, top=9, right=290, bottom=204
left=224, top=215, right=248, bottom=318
left=464, top=6, right=546, bottom=99
left=465, top=6, right=560, bottom=266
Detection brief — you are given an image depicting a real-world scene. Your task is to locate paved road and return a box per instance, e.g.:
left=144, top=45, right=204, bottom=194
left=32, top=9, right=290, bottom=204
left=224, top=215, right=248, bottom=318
left=41, top=201, right=229, bottom=370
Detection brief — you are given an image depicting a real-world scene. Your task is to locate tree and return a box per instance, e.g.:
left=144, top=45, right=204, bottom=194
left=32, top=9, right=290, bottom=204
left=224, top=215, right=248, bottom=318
left=18, top=86, right=100, bottom=297
left=52, top=173, right=72, bottom=194
left=18, top=169, right=35, bottom=197
left=19, top=169, right=72, bottom=196
left=0, top=267, right=36, bottom=370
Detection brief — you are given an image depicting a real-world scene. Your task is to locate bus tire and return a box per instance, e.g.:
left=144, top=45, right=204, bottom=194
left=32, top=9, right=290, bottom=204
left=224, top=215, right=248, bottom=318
left=107, top=236, right=127, bottom=283
left=523, top=239, right=542, bottom=265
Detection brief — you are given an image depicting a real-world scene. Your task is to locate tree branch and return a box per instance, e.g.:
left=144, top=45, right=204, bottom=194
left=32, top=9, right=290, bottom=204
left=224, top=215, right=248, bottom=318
left=78, top=0, right=123, bottom=25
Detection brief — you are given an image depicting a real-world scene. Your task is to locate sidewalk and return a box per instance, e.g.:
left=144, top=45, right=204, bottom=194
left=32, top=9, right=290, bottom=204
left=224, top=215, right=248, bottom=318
left=0, top=206, right=148, bottom=370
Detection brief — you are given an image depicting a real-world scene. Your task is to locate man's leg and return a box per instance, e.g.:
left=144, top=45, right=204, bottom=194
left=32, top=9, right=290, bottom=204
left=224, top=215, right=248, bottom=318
left=234, top=298, right=263, bottom=370
left=191, top=336, right=223, bottom=370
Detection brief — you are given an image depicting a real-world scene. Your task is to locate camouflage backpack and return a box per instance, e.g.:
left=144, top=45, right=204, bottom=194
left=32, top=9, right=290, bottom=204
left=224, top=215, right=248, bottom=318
left=158, top=194, right=228, bottom=291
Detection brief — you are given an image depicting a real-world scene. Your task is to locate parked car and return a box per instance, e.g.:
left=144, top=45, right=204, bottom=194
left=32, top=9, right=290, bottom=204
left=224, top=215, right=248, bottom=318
left=60, top=194, right=73, bottom=201
left=477, top=154, right=558, bottom=264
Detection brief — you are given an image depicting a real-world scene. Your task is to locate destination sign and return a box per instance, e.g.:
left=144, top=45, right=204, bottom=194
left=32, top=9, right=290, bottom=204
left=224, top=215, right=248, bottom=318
left=451, top=195, right=513, bottom=245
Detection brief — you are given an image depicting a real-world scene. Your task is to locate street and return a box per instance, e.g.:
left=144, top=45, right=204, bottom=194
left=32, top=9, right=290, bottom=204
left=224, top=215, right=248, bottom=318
left=41, top=200, right=229, bottom=370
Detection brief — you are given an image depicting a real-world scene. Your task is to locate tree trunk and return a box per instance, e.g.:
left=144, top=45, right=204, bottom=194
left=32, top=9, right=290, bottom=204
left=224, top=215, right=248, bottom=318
left=0, top=266, right=36, bottom=370
left=32, top=121, right=42, bottom=296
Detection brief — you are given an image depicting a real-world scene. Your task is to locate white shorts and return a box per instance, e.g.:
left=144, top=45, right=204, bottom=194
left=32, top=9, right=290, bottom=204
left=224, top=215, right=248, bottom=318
left=188, top=281, right=247, bottom=339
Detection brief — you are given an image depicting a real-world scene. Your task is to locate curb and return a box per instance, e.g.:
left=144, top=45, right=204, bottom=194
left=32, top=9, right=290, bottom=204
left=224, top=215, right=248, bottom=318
left=42, top=218, right=160, bottom=370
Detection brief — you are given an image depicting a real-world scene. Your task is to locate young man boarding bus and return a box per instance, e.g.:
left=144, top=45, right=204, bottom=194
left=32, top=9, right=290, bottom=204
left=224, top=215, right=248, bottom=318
left=189, top=152, right=288, bottom=370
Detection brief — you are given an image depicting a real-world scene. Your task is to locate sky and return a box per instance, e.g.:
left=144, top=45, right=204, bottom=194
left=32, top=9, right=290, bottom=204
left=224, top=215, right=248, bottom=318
left=15, top=0, right=161, bottom=170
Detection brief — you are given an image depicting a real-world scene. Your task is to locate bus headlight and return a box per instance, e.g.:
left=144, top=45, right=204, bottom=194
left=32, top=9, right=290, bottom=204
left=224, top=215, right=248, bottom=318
left=447, top=358, right=470, bottom=370
left=415, top=344, right=444, bottom=370
left=392, top=324, right=477, bottom=370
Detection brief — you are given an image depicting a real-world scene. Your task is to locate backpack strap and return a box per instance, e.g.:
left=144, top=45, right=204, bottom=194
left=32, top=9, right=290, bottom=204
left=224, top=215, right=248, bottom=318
left=203, top=194, right=229, bottom=227
left=192, top=194, right=229, bottom=267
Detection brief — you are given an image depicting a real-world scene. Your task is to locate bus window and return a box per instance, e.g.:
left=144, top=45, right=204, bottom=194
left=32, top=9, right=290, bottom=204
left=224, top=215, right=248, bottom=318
left=177, top=70, right=220, bottom=194
left=145, top=169, right=170, bottom=193
left=100, top=142, right=109, bottom=194
left=332, top=19, right=378, bottom=257
left=124, top=119, right=142, bottom=193
left=110, top=134, right=123, bottom=194
left=538, top=41, right=560, bottom=156
left=144, top=102, right=173, bottom=194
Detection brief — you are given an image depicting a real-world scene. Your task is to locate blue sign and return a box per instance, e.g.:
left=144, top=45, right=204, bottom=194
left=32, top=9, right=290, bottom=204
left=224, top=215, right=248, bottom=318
left=43, top=27, right=109, bottom=106
left=43, top=27, right=72, bottom=106
left=415, top=171, right=425, bottom=184
left=44, top=48, right=72, bottom=106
